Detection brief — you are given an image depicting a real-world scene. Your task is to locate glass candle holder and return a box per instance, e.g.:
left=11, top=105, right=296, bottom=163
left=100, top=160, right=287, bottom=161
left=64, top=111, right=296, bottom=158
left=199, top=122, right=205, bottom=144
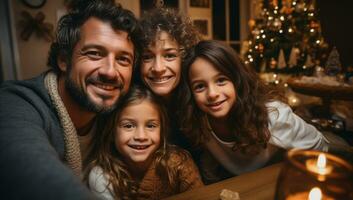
left=275, top=149, right=353, bottom=200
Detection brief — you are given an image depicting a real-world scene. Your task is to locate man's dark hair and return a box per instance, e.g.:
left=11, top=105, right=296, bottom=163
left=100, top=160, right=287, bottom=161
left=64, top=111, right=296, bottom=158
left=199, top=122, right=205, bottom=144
left=47, top=0, right=142, bottom=73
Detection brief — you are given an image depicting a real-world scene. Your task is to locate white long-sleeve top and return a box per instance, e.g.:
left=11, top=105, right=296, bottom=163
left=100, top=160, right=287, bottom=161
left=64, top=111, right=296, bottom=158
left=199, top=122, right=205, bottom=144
left=205, top=101, right=329, bottom=175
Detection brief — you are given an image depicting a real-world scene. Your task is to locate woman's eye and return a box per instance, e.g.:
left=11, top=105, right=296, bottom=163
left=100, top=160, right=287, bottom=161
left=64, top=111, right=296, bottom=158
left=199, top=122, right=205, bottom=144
left=142, top=54, right=153, bottom=62
left=164, top=53, right=178, bottom=61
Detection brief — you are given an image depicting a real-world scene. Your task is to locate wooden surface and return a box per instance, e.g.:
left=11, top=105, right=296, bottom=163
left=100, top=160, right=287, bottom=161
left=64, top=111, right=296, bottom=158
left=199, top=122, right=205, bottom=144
left=164, top=163, right=283, bottom=200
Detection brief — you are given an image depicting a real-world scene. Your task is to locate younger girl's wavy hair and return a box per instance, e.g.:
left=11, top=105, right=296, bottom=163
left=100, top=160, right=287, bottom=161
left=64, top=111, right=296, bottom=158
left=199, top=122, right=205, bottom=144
left=179, top=40, right=285, bottom=152
left=84, top=85, right=186, bottom=199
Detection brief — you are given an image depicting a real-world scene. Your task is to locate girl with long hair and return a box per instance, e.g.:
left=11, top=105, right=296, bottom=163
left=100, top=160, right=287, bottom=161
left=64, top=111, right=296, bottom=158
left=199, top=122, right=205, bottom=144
left=85, top=85, right=203, bottom=199
left=180, top=40, right=329, bottom=183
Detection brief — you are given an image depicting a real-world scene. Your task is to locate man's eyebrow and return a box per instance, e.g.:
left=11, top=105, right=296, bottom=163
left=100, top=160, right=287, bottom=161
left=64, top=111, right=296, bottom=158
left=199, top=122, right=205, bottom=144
left=80, top=44, right=134, bottom=58
left=80, top=44, right=105, bottom=51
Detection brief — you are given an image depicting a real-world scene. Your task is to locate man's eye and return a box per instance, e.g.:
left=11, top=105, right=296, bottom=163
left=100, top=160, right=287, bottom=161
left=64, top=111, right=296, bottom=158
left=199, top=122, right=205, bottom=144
left=117, top=56, right=132, bottom=66
left=84, top=51, right=102, bottom=59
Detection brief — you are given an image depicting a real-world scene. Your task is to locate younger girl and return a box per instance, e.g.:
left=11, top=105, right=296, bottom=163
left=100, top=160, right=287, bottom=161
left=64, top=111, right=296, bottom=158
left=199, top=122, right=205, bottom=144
left=180, top=40, right=329, bottom=183
left=85, top=85, right=203, bottom=199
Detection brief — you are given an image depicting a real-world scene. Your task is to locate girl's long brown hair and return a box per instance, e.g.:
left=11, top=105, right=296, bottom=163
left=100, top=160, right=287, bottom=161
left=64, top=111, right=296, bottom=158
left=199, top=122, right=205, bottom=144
left=84, top=85, right=188, bottom=199
left=178, top=40, right=286, bottom=153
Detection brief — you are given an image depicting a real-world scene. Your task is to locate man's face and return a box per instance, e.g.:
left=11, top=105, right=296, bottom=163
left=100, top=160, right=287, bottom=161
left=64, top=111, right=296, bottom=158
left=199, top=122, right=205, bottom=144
left=63, top=17, right=135, bottom=114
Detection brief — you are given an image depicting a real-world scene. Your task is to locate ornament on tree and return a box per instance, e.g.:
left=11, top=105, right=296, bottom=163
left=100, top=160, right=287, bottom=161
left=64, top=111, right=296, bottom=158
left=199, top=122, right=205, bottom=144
left=304, top=54, right=314, bottom=68
left=272, top=18, right=282, bottom=29
left=270, top=58, right=277, bottom=69
left=295, top=2, right=306, bottom=12
left=258, top=43, right=264, bottom=53
left=277, top=49, right=286, bottom=69
left=325, top=47, right=342, bottom=76
left=248, top=19, right=256, bottom=30
left=288, top=47, right=300, bottom=68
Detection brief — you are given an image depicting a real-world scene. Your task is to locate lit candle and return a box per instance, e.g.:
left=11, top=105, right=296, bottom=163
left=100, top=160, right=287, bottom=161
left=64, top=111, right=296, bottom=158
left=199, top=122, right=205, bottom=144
left=286, top=187, right=334, bottom=200
left=309, top=187, right=322, bottom=200
left=306, top=153, right=333, bottom=175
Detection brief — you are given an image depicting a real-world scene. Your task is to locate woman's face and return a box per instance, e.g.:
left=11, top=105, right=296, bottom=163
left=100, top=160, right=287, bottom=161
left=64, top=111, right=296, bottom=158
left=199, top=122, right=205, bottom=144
left=141, top=31, right=181, bottom=98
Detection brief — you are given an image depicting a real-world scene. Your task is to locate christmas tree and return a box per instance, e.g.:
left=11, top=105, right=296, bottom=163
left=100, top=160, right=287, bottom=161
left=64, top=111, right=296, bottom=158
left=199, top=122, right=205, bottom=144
left=244, top=0, right=329, bottom=75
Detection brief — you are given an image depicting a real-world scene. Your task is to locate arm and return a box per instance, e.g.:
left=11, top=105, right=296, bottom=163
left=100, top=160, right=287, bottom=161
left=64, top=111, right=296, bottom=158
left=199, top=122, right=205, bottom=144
left=268, top=101, right=329, bottom=151
left=0, top=88, right=95, bottom=199
left=88, top=166, right=115, bottom=200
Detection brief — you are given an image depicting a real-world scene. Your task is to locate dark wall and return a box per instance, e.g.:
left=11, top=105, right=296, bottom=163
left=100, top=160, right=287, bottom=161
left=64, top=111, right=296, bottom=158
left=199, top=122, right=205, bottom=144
left=317, top=0, right=353, bottom=69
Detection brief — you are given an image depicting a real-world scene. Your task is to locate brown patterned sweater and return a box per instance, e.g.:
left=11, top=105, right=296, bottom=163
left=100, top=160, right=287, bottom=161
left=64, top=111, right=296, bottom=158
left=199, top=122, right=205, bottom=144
left=88, top=150, right=204, bottom=199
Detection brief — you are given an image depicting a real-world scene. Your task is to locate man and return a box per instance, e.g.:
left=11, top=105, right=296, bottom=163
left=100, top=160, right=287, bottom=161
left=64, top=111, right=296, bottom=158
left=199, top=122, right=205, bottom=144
left=0, top=0, right=141, bottom=199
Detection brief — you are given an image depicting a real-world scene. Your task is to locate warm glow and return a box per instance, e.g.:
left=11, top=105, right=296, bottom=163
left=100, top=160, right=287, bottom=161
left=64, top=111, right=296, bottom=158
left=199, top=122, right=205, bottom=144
left=306, top=153, right=332, bottom=176
left=308, top=187, right=322, bottom=200
left=317, top=153, right=326, bottom=169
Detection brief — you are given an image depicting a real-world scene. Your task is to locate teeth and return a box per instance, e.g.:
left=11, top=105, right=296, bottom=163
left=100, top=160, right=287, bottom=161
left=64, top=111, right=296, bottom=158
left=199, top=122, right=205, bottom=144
left=95, top=84, right=115, bottom=90
left=150, top=76, right=171, bottom=82
left=129, top=145, right=149, bottom=150
left=209, top=100, right=225, bottom=107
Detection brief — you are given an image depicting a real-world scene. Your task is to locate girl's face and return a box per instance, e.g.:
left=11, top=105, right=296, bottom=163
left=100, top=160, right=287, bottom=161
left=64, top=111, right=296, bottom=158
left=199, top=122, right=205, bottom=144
left=189, top=58, right=236, bottom=120
left=115, top=100, right=161, bottom=170
left=141, top=31, right=181, bottom=98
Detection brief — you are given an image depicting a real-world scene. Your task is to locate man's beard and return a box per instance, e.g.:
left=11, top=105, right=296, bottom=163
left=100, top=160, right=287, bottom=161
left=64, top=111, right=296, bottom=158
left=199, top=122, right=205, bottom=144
left=64, top=73, right=123, bottom=114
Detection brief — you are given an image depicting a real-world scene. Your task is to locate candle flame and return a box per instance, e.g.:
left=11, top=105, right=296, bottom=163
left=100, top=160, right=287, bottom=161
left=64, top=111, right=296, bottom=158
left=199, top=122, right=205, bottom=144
left=308, top=187, right=322, bottom=200
left=317, top=153, right=326, bottom=168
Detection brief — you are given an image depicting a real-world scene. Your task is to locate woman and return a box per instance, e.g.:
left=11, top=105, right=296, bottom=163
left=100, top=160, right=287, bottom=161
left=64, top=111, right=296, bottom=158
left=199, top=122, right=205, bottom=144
left=137, top=8, right=201, bottom=148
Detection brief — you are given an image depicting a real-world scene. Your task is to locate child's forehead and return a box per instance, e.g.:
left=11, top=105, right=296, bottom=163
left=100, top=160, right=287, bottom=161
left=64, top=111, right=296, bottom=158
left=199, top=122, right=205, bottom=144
left=120, top=99, right=159, bottom=113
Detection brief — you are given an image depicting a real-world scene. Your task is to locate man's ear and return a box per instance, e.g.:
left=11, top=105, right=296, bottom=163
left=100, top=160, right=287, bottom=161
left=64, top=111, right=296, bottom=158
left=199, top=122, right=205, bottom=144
left=57, top=54, right=68, bottom=72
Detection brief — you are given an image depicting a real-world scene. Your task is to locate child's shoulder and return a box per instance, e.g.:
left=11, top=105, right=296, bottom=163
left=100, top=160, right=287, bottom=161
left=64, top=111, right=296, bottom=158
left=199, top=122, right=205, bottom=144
left=166, top=145, right=193, bottom=166
left=266, top=100, right=293, bottom=120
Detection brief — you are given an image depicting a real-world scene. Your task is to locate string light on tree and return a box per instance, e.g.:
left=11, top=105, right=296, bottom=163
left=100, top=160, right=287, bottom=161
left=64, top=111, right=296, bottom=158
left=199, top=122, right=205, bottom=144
left=244, top=0, right=329, bottom=75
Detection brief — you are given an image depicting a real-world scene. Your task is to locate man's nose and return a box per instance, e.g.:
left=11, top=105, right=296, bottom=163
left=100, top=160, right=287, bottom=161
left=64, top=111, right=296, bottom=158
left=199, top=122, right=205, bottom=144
left=98, top=55, right=117, bottom=79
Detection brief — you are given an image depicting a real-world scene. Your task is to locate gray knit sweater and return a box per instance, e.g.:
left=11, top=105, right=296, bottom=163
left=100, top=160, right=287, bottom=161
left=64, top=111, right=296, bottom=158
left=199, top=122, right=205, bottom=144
left=0, top=72, right=95, bottom=199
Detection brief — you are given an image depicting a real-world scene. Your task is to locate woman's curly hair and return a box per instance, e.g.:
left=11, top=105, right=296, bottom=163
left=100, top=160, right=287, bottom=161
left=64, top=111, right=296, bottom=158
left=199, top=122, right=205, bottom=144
left=139, top=8, right=202, bottom=58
